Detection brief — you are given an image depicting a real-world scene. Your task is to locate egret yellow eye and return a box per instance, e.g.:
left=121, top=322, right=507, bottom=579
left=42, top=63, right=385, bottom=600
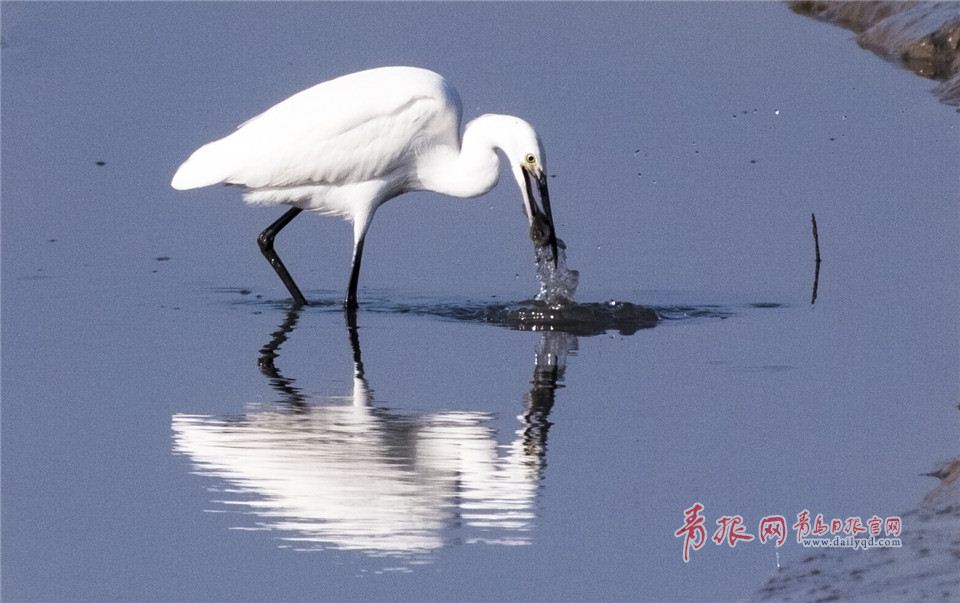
left=525, top=153, right=537, bottom=165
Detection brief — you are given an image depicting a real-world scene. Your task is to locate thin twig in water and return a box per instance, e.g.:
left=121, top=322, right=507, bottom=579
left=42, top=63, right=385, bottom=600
left=811, top=212, right=822, bottom=305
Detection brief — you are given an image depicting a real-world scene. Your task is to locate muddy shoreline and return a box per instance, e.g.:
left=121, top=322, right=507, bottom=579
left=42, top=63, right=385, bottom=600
left=790, top=1, right=960, bottom=107
left=753, top=458, right=960, bottom=601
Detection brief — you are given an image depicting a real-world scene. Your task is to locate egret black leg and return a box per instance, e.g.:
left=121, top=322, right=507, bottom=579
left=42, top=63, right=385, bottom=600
left=257, top=207, right=307, bottom=306
left=344, top=235, right=366, bottom=310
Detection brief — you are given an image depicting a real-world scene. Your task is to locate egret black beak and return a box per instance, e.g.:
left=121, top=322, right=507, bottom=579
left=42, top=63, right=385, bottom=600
left=522, top=166, right=559, bottom=268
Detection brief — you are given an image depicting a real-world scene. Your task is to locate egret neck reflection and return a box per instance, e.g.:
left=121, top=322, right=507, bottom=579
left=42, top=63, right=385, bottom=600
left=171, top=308, right=574, bottom=558
left=171, top=66, right=559, bottom=309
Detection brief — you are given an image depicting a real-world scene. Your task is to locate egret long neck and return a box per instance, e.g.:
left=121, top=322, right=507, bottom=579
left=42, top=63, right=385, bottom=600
left=417, top=116, right=501, bottom=199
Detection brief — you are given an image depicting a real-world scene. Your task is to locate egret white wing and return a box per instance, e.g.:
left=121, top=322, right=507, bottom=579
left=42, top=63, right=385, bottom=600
left=171, top=67, right=462, bottom=191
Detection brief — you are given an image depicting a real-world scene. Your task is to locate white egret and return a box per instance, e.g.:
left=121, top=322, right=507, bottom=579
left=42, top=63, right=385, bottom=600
left=171, top=66, right=558, bottom=309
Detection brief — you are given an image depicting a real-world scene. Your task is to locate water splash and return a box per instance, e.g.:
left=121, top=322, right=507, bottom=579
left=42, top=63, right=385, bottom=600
left=534, top=237, right=579, bottom=307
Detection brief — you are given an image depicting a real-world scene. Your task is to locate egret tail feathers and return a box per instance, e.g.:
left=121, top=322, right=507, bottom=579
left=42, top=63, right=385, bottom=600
left=171, top=141, right=235, bottom=190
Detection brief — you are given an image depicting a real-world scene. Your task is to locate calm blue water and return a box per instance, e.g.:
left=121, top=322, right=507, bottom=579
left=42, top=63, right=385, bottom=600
left=3, top=3, right=957, bottom=601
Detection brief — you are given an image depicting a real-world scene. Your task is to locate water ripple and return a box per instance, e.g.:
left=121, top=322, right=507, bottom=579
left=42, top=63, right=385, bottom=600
left=213, top=288, right=782, bottom=335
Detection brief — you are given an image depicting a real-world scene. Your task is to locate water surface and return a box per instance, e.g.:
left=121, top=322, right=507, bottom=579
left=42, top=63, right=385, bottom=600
left=3, top=3, right=958, bottom=601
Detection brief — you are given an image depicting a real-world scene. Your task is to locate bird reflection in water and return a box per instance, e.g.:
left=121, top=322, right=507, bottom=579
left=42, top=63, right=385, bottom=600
left=171, top=309, right=571, bottom=559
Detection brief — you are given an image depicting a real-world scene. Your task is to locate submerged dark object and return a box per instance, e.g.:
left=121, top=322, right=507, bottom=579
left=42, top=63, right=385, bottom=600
left=380, top=298, right=658, bottom=336
left=529, top=213, right=554, bottom=248
left=493, top=300, right=659, bottom=336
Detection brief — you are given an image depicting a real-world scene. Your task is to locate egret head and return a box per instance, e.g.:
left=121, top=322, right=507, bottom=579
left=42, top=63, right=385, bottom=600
left=496, top=117, right=558, bottom=268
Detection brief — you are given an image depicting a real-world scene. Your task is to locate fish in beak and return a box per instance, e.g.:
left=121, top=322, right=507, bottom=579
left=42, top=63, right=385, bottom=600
left=521, top=164, right=559, bottom=268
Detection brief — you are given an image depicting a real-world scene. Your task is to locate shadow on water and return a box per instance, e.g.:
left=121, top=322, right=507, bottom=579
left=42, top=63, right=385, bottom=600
left=172, top=307, right=570, bottom=561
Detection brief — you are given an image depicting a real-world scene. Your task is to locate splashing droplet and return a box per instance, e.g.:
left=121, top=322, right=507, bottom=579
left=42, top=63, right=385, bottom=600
left=533, top=237, right=579, bottom=308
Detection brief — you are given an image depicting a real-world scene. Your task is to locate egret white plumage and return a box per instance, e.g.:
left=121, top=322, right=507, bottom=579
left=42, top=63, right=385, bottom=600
left=171, top=66, right=558, bottom=309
